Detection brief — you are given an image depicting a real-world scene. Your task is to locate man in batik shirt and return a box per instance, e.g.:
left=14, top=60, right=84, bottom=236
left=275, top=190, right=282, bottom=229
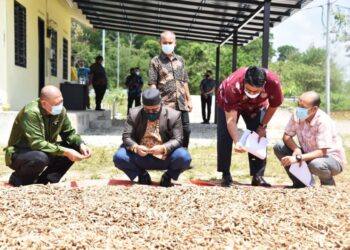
left=148, top=31, right=192, bottom=148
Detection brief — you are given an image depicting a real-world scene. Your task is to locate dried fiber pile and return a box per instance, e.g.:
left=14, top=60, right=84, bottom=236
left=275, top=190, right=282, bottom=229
left=0, top=184, right=349, bottom=249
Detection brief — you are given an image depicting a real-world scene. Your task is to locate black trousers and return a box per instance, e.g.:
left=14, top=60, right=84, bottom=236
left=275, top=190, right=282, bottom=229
left=84, top=85, right=90, bottom=109
left=9, top=144, right=77, bottom=186
left=217, top=107, right=266, bottom=176
left=93, top=84, right=107, bottom=110
left=201, top=95, right=212, bottom=122
left=181, top=111, right=191, bottom=148
left=127, top=94, right=141, bottom=114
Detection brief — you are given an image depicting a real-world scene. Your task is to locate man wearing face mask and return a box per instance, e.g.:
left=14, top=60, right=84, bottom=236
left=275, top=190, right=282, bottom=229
left=125, top=67, right=144, bottom=112
left=113, top=89, right=191, bottom=187
left=200, top=70, right=216, bottom=124
left=149, top=31, right=192, bottom=148
left=217, top=66, right=284, bottom=187
left=3, top=85, right=91, bottom=186
left=273, top=91, right=346, bottom=188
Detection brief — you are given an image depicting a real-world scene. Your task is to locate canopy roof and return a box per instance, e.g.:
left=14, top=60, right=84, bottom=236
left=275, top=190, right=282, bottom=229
left=74, top=0, right=312, bottom=46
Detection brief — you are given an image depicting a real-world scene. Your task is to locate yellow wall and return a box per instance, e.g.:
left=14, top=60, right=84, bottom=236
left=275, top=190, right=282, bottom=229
left=3, top=0, right=89, bottom=110
left=0, top=0, right=8, bottom=105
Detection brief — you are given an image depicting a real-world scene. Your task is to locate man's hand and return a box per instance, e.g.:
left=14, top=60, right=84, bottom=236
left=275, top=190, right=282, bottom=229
left=234, top=142, right=246, bottom=153
left=148, top=145, right=165, bottom=155
left=292, top=147, right=302, bottom=156
left=256, top=126, right=267, bottom=143
left=64, top=148, right=88, bottom=162
left=80, top=144, right=92, bottom=158
left=150, top=84, right=157, bottom=89
left=281, top=156, right=297, bottom=167
left=187, top=99, right=193, bottom=112
left=135, top=145, right=149, bottom=157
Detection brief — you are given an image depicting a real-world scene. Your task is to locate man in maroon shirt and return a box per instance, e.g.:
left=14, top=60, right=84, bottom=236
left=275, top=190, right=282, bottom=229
left=217, top=66, right=284, bottom=187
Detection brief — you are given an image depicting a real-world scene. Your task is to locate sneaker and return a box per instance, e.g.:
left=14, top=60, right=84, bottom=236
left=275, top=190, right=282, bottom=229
left=160, top=172, right=173, bottom=187
left=138, top=171, right=152, bottom=185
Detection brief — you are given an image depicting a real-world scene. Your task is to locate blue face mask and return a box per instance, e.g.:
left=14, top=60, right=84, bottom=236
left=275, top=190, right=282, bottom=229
left=296, top=107, right=309, bottom=121
left=144, top=111, right=161, bottom=121
left=51, top=103, right=63, bottom=116
left=161, top=44, right=175, bottom=55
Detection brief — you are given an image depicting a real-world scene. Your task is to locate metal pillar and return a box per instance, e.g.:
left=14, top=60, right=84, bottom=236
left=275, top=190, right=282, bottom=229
left=102, top=29, right=106, bottom=66
left=214, top=46, right=220, bottom=124
left=262, top=0, right=271, bottom=68
left=232, top=32, right=238, bottom=72
left=325, top=0, right=331, bottom=114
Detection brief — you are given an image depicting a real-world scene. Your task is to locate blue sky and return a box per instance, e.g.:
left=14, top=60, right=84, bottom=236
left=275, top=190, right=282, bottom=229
left=271, top=0, right=350, bottom=79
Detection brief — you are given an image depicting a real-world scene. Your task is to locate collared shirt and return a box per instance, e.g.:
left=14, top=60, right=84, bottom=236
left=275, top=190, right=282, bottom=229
left=217, top=67, right=284, bottom=116
left=149, top=52, right=189, bottom=111
left=77, top=67, right=90, bottom=84
left=140, top=119, right=165, bottom=159
left=200, top=78, right=216, bottom=96
left=3, top=99, right=83, bottom=166
left=284, top=109, right=347, bottom=167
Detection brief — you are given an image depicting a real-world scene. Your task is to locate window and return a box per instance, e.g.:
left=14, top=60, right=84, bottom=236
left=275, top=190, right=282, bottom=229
left=50, top=29, right=57, bottom=76
left=63, top=38, right=68, bottom=79
left=14, top=1, right=26, bottom=67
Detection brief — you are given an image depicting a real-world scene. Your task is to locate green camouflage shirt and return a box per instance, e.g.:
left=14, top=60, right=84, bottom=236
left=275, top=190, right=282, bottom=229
left=3, top=99, right=83, bottom=166
left=149, top=52, right=189, bottom=111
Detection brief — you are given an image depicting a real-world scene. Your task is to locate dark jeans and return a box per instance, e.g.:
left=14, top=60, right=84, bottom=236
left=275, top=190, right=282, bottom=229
left=217, top=107, right=266, bottom=176
left=9, top=144, right=77, bottom=186
left=113, top=145, right=192, bottom=181
left=93, top=84, right=107, bottom=110
left=127, top=94, right=141, bottom=114
left=201, top=94, right=212, bottom=122
left=181, top=111, right=191, bottom=148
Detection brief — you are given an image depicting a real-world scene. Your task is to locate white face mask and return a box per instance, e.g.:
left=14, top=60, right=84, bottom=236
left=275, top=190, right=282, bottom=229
left=51, top=103, right=63, bottom=115
left=136, top=71, right=140, bottom=76
left=244, top=90, right=260, bottom=99
left=161, top=44, right=175, bottom=55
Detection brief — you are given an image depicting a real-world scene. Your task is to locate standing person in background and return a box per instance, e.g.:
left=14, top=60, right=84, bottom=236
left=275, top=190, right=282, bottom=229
left=89, top=55, right=108, bottom=111
left=200, top=70, right=216, bottom=124
left=70, top=56, right=78, bottom=82
left=149, top=31, right=192, bottom=148
left=125, top=67, right=144, bottom=113
left=77, top=59, right=91, bottom=109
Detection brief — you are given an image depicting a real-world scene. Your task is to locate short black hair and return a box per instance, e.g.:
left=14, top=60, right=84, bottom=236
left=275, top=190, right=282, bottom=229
left=206, top=70, right=212, bottom=75
left=95, top=55, right=103, bottom=62
left=245, top=66, right=266, bottom=87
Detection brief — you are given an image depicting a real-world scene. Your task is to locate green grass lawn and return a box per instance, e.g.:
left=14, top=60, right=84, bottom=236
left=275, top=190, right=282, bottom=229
left=1, top=144, right=349, bottom=185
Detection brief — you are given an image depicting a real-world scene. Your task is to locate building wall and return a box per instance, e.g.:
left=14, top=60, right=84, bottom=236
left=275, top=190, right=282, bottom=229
left=4, top=0, right=78, bottom=110
left=0, top=0, right=8, bottom=106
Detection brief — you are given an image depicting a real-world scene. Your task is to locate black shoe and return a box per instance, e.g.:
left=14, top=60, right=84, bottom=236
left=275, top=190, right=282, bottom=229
left=138, top=171, right=152, bottom=185
left=284, top=185, right=305, bottom=189
left=8, top=173, right=23, bottom=187
left=221, top=172, right=233, bottom=187
left=95, top=108, right=105, bottom=111
left=251, top=176, right=271, bottom=187
left=160, top=172, right=173, bottom=187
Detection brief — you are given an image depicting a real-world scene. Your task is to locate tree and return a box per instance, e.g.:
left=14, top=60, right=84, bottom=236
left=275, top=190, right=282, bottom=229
left=277, top=45, right=299, bottom=61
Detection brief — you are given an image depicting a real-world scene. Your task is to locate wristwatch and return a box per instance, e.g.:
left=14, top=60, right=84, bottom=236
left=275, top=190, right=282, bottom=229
left=296, top=154, right=302, bottom=162
left=259, top=122, right=267, bottom=129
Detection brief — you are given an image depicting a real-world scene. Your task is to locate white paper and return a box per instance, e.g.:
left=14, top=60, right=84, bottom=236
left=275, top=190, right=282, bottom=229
left=239, top=130, right=268, bottom=160
left=289, top=161, right=313, bottom=187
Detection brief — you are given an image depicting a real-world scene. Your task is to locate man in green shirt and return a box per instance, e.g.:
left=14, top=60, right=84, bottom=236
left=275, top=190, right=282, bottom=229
left=4, top=85, right=91, bottom=186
